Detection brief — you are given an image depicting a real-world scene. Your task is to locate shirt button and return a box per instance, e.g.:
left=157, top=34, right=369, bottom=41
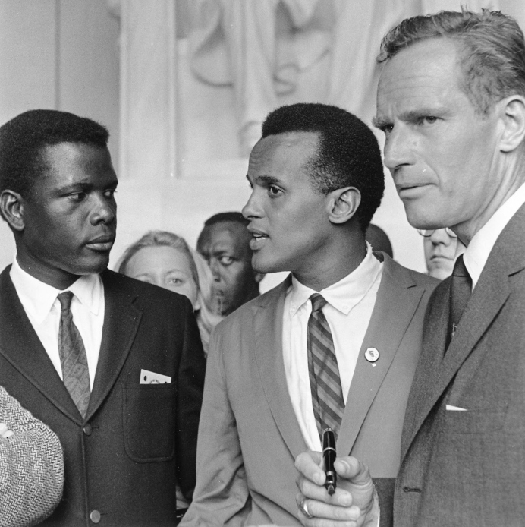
left=83, top=424, right=93, bottom=436
left=90, top=510, right=101, bottom=523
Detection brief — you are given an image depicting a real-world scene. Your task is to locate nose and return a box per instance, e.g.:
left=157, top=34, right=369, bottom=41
left=208, top=258, right=222, bottom=281
left=91, top=193, right=116, bottom=225
left=242, top=189, right=262, bottom=220
left=383, top=125, right=415, bottom=173
left=429, top=229, right=453, bottom=246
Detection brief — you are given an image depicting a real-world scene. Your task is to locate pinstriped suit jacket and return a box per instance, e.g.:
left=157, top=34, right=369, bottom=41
left=0, top=386, right=64, bottom=527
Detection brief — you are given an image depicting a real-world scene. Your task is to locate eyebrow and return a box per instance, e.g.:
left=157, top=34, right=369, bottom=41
left=247, top=175, right=282, bottom=186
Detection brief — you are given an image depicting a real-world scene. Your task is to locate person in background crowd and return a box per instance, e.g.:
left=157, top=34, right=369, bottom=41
left=420, top=228, right=464, bottom=280
left=117, top=230, right=223, bottom=356
left=366, top=223, right=394, bottom=258
left=197, top=212, right=263, bottom=316
left=0, top=109, right=205, bottom=526
left=0, top=386, right=64, bottom=527
left=182, top=102, right=437, bottom=527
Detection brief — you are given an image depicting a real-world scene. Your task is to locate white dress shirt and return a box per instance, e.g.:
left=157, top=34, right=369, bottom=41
left=464, top=182, right=525, bottom=288
left=10, top=258, right=105, bottom=389
left=282, top=244, right=383, bottom=451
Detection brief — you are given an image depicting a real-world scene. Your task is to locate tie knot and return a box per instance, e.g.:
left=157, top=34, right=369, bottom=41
left=452, top=255, right=470, bottom=279
left=57, top=291, right=74, bottom=312
left=310, top=293, right=327, bottom=313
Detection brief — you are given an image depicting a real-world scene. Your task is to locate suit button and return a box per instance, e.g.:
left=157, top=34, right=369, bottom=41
left=90, top=510, right=101, bottom=523
left=83, top=424, right=93, bottom=436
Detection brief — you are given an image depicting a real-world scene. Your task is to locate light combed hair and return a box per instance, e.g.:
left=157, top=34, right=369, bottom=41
left=378, top=9, right=525, bottom=115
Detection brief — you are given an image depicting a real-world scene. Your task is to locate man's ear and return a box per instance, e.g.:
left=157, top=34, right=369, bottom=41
left=326, top=186, right=361, bottom=224
left=0, top=190, right=25, bottom=232
left=498, top=96, right=525, bottom=153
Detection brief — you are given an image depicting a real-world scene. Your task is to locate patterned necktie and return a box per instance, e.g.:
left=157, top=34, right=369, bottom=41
left=448, top=255, right=472, bottom=345
left=57, top=292, right=90, bottom=417
left=307, top=293, right=345, bottom=439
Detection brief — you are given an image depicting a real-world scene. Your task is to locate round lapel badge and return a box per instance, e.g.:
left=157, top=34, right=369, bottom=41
left=365, top=347, right=379, bottom=363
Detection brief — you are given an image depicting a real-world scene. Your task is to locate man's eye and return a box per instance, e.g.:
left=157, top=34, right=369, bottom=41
left=167, top=277, right=183, bottom=285
left=268, top=185, right=282, bottom=197
left=219, top=256, right=234, bottom=265
left=69, top=192, right=86, bottom=202
left=104, top=188, right=117, bottom=199
left=418, top=116, right=439, bottom=126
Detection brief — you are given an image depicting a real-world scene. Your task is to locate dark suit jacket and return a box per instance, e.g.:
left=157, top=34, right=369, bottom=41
left=0, top=386, right=64, bottom=526
left=182, top=255, right=437, bottom=527
left=0, top=267, right=205, bottom=526
left=394, top=204, right=525, bottom=527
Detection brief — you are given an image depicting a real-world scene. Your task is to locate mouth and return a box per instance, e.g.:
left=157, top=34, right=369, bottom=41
left=247, top=227, right=269, bottom=251
left=85, top=235, right=115, bottom=252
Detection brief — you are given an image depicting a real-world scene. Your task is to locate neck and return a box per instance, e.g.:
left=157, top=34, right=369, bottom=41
left=294, top=236, right=367, bottom=291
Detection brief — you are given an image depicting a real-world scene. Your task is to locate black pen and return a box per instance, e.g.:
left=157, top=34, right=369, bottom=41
left=322, top=428, right=337, bottom=495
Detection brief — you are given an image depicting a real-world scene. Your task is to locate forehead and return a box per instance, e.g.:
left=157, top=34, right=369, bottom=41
left=376, top=38, right=466, bottom=117
left=248, top=131, right=319, bottom=178
left=38, top=142, right=117, bottom=187
left=201, top=221, right=250, bottom=252
left=131, top=245, right=191, bottom=271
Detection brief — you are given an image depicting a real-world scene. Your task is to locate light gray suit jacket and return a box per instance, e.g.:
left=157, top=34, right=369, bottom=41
left=394, top=204, right=525, bottom=526
left=183, top=255, right=437, bottom=527
left=0, top=386, right=64, bottom=527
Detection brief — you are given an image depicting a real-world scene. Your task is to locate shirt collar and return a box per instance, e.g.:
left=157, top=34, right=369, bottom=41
left=288, top=243, right=382, bottom=316
left=464, top=182, right=525, bottom=287
left=10, top=256, right=103, bottom=323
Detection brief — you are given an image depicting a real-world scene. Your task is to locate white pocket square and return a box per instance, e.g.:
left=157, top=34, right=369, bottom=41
left=140, top=369, right=171, bottom=384
left=446, top=404, right=467, bottom=412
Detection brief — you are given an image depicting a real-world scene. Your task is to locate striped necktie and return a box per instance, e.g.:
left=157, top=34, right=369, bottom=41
left=57, top=291, right=90, bottom=418
left=307, top=293, right=345, bottom=439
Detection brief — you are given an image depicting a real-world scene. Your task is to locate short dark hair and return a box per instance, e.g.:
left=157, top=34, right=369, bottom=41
left=203, top=211, right=248, bottom=228
left=0, top=109, right=109, bottom=198
left=377, top=9, right=525, bottom=115
left=261, top=103, right=384, bottom=231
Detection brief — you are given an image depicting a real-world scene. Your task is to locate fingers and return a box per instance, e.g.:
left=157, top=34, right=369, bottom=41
left=297, top=476, right=354, bottom=507
left=295, top=451, right=324, bottom=485
left=296, top=493, right=360, bottom=524
left=334, top=457, right=373, bottom=486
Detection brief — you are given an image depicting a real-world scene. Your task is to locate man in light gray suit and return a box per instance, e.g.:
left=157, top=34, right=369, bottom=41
left=0, top=386, right=64, bottom=526
left=183, top=103, right=437, bottom=527
left=298, top=8, right=525, bottom=527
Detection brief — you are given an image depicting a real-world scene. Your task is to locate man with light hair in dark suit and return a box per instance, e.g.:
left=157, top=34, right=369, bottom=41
left=297, top=8, right=525, bottom=527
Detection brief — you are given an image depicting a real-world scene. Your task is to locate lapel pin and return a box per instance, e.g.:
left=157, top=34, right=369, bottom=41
left=365, top=347, right=380, bottom=363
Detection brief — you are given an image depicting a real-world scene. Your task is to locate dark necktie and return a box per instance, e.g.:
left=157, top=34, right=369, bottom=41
left=307, top=293, right=345, bottom=439
left=448, top=255, right=472, bottom=345
left=57, top=292, right=90, bottom=417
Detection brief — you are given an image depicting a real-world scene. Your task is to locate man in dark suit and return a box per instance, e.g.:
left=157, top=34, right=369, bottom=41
left=0, top=386, right=64, bottom=526
left=299, top=9, right=525, bottom=527
left=0, top=109, right=205, bottom=526
left=182, top=103, right=437, bottom=527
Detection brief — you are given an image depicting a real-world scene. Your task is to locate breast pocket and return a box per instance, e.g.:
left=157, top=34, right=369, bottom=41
left=123, top=384, right=176, bottom=462
left=442, top=402, right=508, bottom=434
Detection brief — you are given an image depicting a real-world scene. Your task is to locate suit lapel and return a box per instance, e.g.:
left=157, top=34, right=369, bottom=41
left=0, top=267, right=82, bottom=423
left=402, top=203, right=525, bottom=458
left=252, top=277, right=308, bottom=459
left=337, top=257, right=426, bottom=455
left=86, top=271, right=142, bottom=419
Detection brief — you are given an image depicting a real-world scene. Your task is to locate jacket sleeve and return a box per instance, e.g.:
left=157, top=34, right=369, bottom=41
left=0, top=386, right=64, bottom=527
left=176, top=300, right=207, bottom=501
left=181, top=325, right=250, bottom=526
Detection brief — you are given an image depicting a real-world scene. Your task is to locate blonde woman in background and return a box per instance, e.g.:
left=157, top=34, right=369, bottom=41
left=117, top=230, right=222, bottom=357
